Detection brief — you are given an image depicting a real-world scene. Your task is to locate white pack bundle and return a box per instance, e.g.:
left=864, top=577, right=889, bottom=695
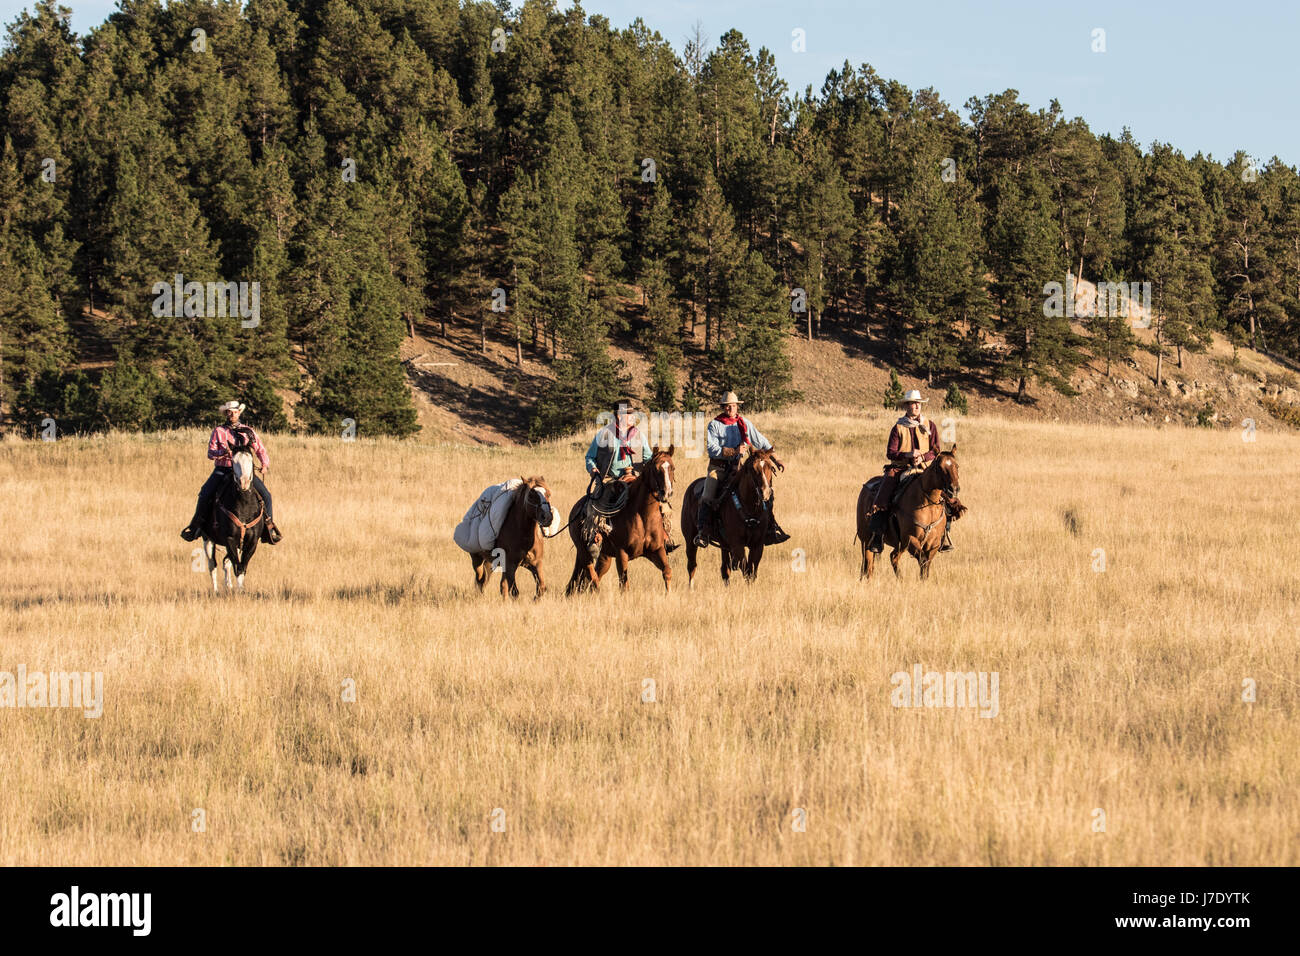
left=452, top=478, right=524, bottom=554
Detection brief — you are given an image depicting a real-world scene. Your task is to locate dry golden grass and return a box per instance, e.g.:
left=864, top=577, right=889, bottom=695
left=0, top=408, right=1296, bottom=865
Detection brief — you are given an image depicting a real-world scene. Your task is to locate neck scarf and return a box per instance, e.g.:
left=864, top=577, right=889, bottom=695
left=715, top=413, right=750, bottom=447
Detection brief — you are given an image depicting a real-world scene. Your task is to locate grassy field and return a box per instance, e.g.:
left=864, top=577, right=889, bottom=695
left=0, top=408, right=1296, bottom=865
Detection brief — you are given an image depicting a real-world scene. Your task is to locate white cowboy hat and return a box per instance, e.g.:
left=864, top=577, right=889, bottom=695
left=898, top=389, right=928, bottom=407
left=219, top=401, right=246, bottom=414
left=719, top=391, right=744, bottom=407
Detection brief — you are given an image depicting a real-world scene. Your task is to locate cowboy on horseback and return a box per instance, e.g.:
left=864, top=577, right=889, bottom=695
left=581, top=401, right=677, bottom=565
left=180, top=400, right=282, bottom=545
left=865, top=389, right=952, bottom=554
left=692, top=391, right=789, bottom=549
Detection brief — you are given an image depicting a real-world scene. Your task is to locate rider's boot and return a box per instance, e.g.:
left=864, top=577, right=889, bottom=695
left=764, top=512, right=791, bottom=546
left=693, top=501, right=713, bottom=549
left=939, top=506, right=954, bottom=552
left=866, top=510, right=886, bottom=554
left=261, top=519, right=283, bottom=545
left=180, top=500, right=209, bottom=541
left=660, top=503, right=679, bottom=553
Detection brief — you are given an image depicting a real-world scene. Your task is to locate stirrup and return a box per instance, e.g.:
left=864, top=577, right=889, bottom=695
left=763, top=524, right=790, bottom=545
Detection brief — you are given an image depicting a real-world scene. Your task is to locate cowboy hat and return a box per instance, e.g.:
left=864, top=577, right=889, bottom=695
left=219, top=401, right=246, bottom=414
left=719, top=391, right=744, bottom=407
left=897, top=389, right=928, bottom=407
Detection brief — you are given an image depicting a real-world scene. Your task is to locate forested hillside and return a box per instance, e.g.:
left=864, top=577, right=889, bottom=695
left=2, top=0, right=1299, bottom=437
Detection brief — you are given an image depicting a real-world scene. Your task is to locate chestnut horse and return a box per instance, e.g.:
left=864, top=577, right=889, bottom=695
left=565, top=446, right=676, bottom=594
left=681, top=447, right=779, bottom=587
left=855, top=448, right=966, bottom=581
left=471, top=476, right=555, bottom=599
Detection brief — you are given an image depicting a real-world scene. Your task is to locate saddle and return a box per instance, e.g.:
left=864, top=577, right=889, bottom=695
left=865, top=470, right=921, bottom=511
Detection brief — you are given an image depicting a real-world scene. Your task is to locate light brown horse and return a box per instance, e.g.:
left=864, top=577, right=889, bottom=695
left=471, top=476, right=555, bottom=599
left=856, top=448, right=966, bottom=581
left=565, top=446, right=676, bottom=594
left=682, top=447, right=780, bottom=587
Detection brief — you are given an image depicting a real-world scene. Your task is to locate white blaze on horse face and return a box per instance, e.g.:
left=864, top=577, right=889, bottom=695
left=233, top=451, right=254, bottom=490
left=660, top=461, right=672, bottom=497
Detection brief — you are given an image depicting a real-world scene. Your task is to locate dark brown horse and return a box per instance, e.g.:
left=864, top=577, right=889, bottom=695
left=682, top=447, right=780, bottom=587
left=856, top=448, right=966, bottom=581
left=565, top=446, right=676, bottom=594
left=201, top=439, right=264, bottom=593
left=471, top=476, right=554, bottom=599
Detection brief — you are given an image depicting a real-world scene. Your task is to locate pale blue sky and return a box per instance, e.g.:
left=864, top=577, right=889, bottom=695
left=8, top=0, right=1298, bottom=167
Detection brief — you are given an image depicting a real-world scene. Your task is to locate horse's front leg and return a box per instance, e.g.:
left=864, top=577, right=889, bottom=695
left=744, top=540, right=765, bottom=581
left=726, top=541, right=746, bottom=585
left=205, top=540, right=220, bottom=593
left=645, top=547, right=672, bottom=593
left=472, top=552, right=489, bottom=592
left=889, top=539, right=904, bottom=578
left=236, top=538, right=257, bottom=591
left=500, top=555, right=520, bottom=599
left=590, top=554, right=612, bottom=590
left=615, top=551, right=631, bottom=590
left=524, top=559, right=544, bottom=600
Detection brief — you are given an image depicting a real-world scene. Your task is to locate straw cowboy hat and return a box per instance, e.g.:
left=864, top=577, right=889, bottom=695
left=219, top=400, right=246, bottom=414
left=897, top=389, right=928, bottom=408
left=718, top=391, right=744, bottom=407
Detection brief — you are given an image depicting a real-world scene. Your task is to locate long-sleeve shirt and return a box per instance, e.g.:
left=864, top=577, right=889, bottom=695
left=886, top=416, right=940, bottom=465
left=209, top=424, right=270, bottom=471
left=706, top=416, right=772, bottom=460
left=585, top=427, right=651, bottom=478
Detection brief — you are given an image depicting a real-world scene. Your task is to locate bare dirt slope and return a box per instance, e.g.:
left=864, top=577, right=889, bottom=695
left=401, top=315, right=1300, bottom=444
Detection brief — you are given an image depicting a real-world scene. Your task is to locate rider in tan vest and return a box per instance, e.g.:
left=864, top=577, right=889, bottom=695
left=865, top=389, right=952, bottom=554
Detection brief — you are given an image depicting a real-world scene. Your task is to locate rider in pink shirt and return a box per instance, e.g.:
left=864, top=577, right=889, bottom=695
left=180, top=401, right=282, bottom=544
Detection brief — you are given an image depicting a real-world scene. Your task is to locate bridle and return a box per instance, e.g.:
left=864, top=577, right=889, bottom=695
left=647, top=454, right=672, bottom=502
left=726, top=452, right=776, bottom=534
left=927, top=454, right=960, bottom=502
left=525, top=484, right=553, bottom=528
left=908, top=454, right=960, bottom=538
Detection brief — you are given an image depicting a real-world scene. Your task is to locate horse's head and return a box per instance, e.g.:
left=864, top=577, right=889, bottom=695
left=231, top=447, right=256, bottom=491
left=648, top=445, right=675, bottom=501
left=930, top=445, right=961, bottom=498
left=742, top=447, right=777, bottom=502
left=522, top=476, right=554, bottom=529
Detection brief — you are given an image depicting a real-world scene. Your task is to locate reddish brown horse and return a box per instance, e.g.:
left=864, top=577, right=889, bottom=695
left=471, top=476, right=555, bottom=599
left=682, top=447, right=780, bottom=587
left=856, top=448, right=966, bottom=581
left=565, top=446, right=676, bottom=594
